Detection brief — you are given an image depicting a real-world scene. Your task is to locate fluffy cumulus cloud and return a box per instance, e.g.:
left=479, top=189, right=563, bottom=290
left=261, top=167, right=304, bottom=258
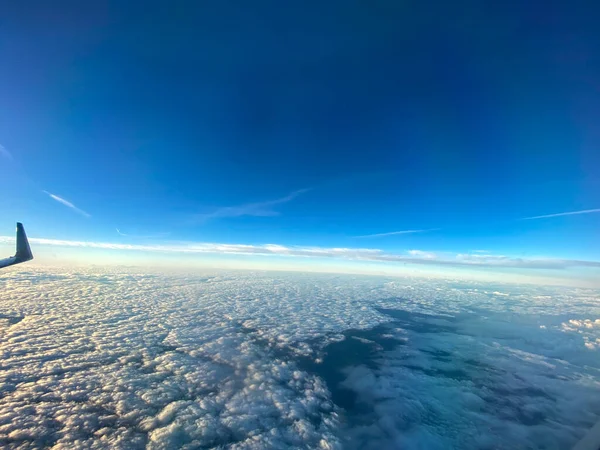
left=562, top=319, right=600, bottom=350
left=0, top=268, right=599, bottom=449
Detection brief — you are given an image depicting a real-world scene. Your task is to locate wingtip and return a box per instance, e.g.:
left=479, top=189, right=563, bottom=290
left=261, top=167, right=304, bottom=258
left=15, top=222, right=33, bottom=262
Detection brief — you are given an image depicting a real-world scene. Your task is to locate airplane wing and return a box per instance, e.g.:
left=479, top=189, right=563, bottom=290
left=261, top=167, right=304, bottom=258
left=0, top=223, right=34, bottom=269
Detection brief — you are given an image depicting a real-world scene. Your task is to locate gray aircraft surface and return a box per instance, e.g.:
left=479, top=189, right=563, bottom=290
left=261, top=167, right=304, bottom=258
left=0, top=223, right=33, bottom=269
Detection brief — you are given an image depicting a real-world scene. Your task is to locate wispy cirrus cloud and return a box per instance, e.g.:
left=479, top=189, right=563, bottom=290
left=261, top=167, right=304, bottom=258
left=0, top=144, right=13, bottom=160
left=43, top=191, right=91, bottom=218
left=2, top=235, right=598, bottom=271
left=355, top=228, right=439, bottom=238
left=521, top=208, right=600, bottom=220
left=116, top=228, right=171, bottom=239
left=191, top=188, right=310, bottom=223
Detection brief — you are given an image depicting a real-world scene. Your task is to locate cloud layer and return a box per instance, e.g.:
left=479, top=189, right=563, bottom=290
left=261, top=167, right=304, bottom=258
left=2, top=235, right=599, bottom=272
left=0, top=268, right=598, bottom=449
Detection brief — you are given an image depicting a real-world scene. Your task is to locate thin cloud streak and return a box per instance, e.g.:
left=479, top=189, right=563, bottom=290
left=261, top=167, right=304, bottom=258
left=116, top=228, right=171, bottom=239
left=0, top=144, right=13, bottom=160
left=2, top=235, right=598, bottom=271
left=191, top=188, right=310, bottom=223
left=43, top=191, right=91, bottom=218
left=521, top=209, right=600, bottom=220
left=356, top=228, right=439, bottom=238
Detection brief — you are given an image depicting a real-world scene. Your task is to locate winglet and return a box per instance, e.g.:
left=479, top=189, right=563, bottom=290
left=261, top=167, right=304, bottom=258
left=15, top=222, right=33, bottom=263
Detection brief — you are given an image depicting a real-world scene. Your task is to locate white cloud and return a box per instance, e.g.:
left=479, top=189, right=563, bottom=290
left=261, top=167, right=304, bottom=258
left=116, top=228, right=171, bottom=238
left=191, top=188, right=310, bottom=222
left=42, top=190, right=91, bottom=218
left=2, top=235, right=599, bottom=273
left=407, top=249, right=436, bottom=259
left=561, top=319, right=600, bottom=350
left=337, top=296, right=600, bottom=449
left=355, top=229, right=439, bottom=238
left=521, top=208, right=600, bottom=220
left=1, top=268, right=597, bottom=448
left=0, top=143, right=13, bottom=160
left=453, top=253, right=600, bottom=269
left=0, top=268, right=349, bottom=449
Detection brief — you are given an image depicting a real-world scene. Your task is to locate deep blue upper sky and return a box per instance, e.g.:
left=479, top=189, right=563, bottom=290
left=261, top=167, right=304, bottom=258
left=1, top=1, right=599, bottom=263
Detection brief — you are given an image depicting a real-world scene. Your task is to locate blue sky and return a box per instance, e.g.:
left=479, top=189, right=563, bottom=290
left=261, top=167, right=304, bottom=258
left=1, top=1, right=599, bottom=283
